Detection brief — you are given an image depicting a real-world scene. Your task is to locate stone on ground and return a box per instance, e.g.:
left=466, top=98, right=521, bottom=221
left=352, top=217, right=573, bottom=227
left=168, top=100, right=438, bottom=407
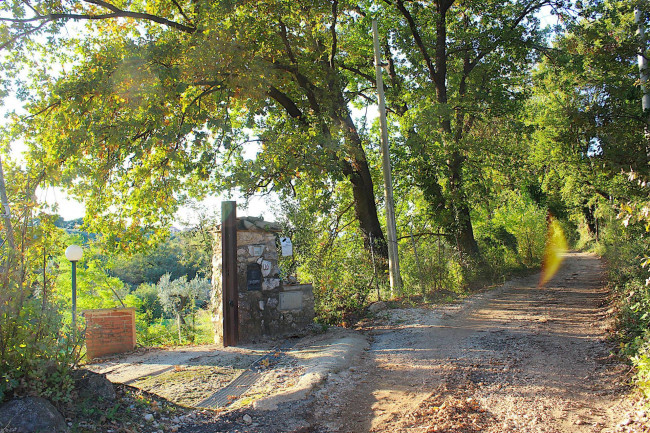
left=73, top=369, right=116, bottom=401
left=0, top=396, right=69, bottom=433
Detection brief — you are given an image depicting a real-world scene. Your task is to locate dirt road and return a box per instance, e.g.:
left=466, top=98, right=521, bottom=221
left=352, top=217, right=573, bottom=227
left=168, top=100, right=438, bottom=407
left=305, top=252, right=647, bottom=432
left=138, top=252, right=647, bottom=432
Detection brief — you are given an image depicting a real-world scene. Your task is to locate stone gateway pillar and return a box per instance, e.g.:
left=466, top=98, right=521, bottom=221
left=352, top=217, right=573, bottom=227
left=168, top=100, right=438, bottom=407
left=211, top=217, right=315, bottom=345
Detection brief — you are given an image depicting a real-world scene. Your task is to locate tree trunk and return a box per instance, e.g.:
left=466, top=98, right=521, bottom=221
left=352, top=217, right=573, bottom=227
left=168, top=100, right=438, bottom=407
left=434, top=0, right=452, bottom=134
left=635, top=5, right=650, bottom=159
left=449, top=150, right=479, bottom=257
left=434, top=1, right=480, bottom=258
left=582, top=204, right=598, bottom=236
left=339, top=112, right=389, bottom=263
left=176, top=313, right=183, bottom=345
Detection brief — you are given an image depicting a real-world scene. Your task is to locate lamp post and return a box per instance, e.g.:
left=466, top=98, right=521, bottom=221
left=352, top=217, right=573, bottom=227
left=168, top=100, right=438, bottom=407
left=65, top=245, right=83, bottom=344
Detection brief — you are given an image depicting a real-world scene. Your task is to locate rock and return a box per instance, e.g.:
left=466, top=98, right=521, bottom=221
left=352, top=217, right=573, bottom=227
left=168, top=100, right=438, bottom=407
left=253, top=220, right=282, bottom=231
left=73, top=369, right=116, bottom=401
left=144, top=413, right=154, bottom=422
left=267, top=297, right=279, bottom=309
left=243, top=414, right=253, bottom=424
left=262, top=278, right=281, bottom=291
left=0, top=396, right=69, bottom=433
left=368, top=301, right=387, bottom=314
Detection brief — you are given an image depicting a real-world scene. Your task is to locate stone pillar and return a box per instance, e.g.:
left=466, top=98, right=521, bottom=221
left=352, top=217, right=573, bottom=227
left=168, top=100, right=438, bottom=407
left=211, top=217, right=315, bottom=344
left=211, top=229, right=224, bottom=345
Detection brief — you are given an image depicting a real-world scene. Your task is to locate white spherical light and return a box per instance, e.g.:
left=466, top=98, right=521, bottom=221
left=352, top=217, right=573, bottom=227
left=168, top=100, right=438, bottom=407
left=65, top=245, right=83, bottom=262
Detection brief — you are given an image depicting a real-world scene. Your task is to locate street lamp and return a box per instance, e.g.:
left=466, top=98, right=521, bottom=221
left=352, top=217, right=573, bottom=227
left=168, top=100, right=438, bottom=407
left=65, top=245, right=83, bottom=344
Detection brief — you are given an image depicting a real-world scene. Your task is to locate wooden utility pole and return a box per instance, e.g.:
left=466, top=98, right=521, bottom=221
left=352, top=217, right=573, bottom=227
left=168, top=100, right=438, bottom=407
left=636, top=3, right=650, bottom=157
left=372, top=19, right=402, bottom=295
left=221, top=201, right=238, bottom=347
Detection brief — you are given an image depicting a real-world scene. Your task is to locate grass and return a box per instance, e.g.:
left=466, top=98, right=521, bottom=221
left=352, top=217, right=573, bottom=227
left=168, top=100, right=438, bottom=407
left=132, top=365, right=244, bottom=407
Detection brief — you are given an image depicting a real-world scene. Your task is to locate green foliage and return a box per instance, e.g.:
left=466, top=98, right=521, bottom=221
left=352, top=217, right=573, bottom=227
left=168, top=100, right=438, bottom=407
left=54, top=255, right=141, bottom=313
left=599, top=174, right=650, bottom=395
left=136, top=310, right=213, bottom=347
left=0, top=0, right=648, bottom=400
left=634, top=341, right=650, bottom=399
left=133, top=283, right=165, bottom=323
left=156, top=273, right=211, bottom=344
left=0, top=159, right=77, bottom=403
left=136, top=318, right=178, bottom=347
left=473, top=190, right=547, bottom=281
left=109, top=229, right=212, bottom=288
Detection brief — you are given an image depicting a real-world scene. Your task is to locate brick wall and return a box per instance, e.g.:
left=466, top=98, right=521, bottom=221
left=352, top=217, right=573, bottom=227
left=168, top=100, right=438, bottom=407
left=83, top=308, right=136, bottom=360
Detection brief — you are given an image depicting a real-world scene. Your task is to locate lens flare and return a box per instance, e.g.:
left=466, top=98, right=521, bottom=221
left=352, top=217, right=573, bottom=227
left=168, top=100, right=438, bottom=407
left=539, top=216, right=568, bottom=287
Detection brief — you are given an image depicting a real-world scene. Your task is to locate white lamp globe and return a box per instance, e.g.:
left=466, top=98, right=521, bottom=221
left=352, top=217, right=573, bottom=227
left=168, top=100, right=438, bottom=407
left=65, top=245, right=83, bottom=262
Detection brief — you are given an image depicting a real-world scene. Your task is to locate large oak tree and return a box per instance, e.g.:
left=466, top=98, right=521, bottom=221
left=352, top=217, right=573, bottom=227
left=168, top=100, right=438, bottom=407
left=2, top=0, right=392, bottom=257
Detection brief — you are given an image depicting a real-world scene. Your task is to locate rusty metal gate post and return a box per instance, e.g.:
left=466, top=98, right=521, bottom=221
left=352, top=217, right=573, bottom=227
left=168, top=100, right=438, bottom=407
left=222, top=201, right=238, bottom=346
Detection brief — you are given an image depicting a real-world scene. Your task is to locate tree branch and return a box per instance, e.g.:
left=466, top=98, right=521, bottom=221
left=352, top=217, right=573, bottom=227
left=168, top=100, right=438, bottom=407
left=0, top=156, right=15, bottom=251
left=267, top=86, right=307, bottom=124
left=2, top=0, right=197, bottom=34
left=465, top=0, right=551, bottom=76
left=278, top=19, right=298, bottom=64
left=329, top=0, right=338, bottom=69
left=269, top=61, right=322, bottom=114
left=170, top=0, right=193, bottom=25
left=397, top=231, right=453, bottom=241
left=394, top=0, right=437, bottom=82
left=339, top=62, right=376, bottom=84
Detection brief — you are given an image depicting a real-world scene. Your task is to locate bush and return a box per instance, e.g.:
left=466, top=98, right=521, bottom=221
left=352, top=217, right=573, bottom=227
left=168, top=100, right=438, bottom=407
left=399, top=234, right=469, bottom=297
left=136, top=317, right=178, bottom=347
left=597, top=179, right=650, bottom=396
left=0, top=180, right=77, bottom=403
left=134, top=283, right=165, bottom=323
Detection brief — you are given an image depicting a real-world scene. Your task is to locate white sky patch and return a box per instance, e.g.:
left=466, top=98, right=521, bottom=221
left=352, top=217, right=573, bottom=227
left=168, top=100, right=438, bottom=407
left=538, top=4, right=567, bottom=30
left=174, top=193, right=278, bottom=229
left=37, top=186, right=86, bottom=220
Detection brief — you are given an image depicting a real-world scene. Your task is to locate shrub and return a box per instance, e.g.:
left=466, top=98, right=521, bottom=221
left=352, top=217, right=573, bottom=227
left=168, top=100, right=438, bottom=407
left=157, top=274, right=211, bottom=344
left=0, top=161, right=77, bottom=403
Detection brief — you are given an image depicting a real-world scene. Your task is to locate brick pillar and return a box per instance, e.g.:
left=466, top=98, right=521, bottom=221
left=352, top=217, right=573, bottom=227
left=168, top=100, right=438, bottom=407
left=83, top=308, right=136, bottom=360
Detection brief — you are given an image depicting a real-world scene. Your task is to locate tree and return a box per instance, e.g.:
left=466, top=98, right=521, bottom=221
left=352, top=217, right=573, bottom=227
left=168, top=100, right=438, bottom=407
left=1, top=0, right=391, bottom=261
left=526, top=0, right=649, bottom=231
left=109, top=233, right=207, bottom=287
left=363, top=0, right=567, bottom=257
left=0, top=153, right=77, bottom=402
left=157, top=273, right=210, bottom=344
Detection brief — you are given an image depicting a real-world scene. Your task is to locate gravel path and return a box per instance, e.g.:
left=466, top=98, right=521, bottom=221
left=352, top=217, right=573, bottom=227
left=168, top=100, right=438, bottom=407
left=308, top=252, right=647, bottom=433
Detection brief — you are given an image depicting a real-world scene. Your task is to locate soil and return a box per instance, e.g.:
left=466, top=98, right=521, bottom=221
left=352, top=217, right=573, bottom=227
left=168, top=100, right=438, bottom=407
left=77, top=252, right=649, bottom=433
left=132, top=365, right=244, bottom=407
left=308, top=252, right=648, bottom=433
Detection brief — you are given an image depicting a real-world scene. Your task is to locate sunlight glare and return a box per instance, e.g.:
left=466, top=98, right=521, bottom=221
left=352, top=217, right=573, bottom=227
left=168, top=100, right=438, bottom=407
left=538, top=215, right=568, bottom=287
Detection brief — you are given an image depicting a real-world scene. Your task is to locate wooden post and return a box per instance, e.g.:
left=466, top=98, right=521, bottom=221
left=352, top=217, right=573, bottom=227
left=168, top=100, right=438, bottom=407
left=222, top=201, right=238, bottom=347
